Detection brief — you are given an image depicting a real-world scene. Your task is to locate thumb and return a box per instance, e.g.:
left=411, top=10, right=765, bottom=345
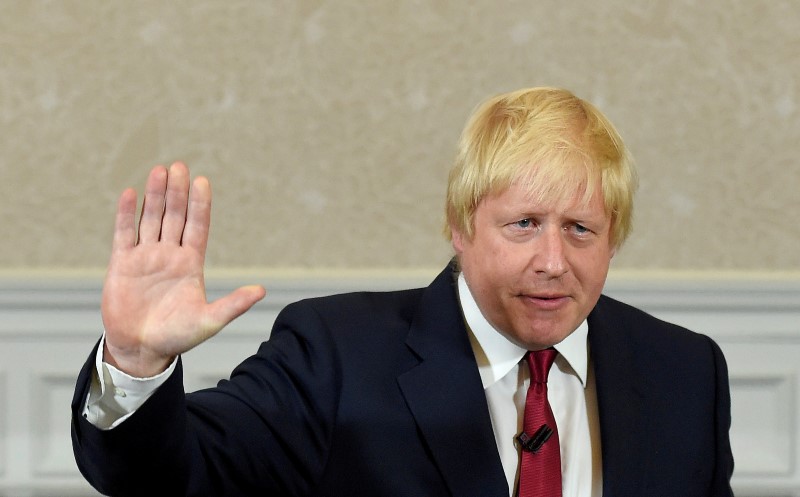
left=203, top=285, right=267, bottom=335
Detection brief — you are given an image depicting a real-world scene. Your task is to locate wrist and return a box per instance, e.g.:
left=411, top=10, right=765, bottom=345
left=102, top=341, right=173, bottom=378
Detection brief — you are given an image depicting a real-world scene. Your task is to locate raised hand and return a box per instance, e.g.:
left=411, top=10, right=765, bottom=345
left=101, top=162, right=266, bottom=377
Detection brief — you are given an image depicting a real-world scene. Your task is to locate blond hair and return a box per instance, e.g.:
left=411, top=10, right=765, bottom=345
left=444, top=87, right=637, bottom=249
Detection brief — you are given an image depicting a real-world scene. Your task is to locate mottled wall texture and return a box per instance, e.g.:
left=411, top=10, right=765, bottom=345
left=2, top=1, right=799, bottom=277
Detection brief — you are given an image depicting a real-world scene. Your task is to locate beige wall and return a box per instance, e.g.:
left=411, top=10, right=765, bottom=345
left=2, top=1, right=799, bottom=277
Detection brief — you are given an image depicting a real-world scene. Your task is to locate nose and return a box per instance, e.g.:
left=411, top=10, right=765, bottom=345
left=533, top=227, right=568, bottom=278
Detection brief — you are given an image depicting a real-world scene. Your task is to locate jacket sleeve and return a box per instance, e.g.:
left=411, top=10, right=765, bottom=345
left=708, top=336, right=735, bottom=496
left=71, top=300, right=343, bottom=497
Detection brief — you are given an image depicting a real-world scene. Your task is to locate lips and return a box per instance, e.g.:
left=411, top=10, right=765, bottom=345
left=520, top=294, right=571, bottom=310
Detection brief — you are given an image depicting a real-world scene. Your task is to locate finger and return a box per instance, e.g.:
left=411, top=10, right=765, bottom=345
left=182, top=175, right=212, bottom=257
left=202, top=285, right=267, bottom=338
left=160, top=162, right=190, bottom=244
left=137, top=165, right=168, bottom=244
left=111, top=187, right=138, bottom=252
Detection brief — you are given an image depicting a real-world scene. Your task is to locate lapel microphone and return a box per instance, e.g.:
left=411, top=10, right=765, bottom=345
left=517, top=424, right=553, bottom=453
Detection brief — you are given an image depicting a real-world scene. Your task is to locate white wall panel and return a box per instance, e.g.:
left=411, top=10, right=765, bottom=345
left=0, top=371, right=6, bottom=478
left=729, top=373, right=794, bottom=476
left=31, top=372, right=83, bottom=477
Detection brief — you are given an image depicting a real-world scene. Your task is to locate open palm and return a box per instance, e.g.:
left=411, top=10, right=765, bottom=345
left=101, top=162, right=265, bottom=377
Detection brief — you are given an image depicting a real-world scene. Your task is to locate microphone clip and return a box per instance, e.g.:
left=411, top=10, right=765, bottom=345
left=517, top=424, right=553, bottom=453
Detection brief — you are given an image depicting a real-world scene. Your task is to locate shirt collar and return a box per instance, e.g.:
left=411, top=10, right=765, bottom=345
left=457, top=272, right=589, bottom=389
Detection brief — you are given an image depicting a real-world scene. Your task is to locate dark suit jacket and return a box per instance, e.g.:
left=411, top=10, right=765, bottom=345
left=72, top=265, right=734, bottom=496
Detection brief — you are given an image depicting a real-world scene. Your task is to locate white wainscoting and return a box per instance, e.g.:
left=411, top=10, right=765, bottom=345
left=0, top=276, right=798, bottom=497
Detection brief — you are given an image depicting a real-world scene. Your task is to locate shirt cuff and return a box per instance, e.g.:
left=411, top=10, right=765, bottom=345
left=82, top=334, right=177, bottom=430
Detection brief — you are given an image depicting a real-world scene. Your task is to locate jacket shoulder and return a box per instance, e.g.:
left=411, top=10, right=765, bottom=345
left=281, top=287, right=426, bottom=325
left=590, top=293, right=726, bottom=352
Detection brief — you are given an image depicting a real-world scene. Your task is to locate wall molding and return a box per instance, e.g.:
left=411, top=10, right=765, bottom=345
left=1, top=276, right=799, bottom=496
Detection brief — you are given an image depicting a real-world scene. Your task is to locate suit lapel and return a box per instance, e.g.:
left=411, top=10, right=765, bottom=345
left=395, top=272, right=655, bottom=496
left=397, top=267, right=508, bottom=497
left=588, top=296, right=652, bottom=496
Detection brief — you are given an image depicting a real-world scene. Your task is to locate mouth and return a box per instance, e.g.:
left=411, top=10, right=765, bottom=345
left=519, top=293, right=571, bottom=310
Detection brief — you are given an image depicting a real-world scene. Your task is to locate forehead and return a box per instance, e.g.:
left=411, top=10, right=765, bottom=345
left=485, top=180, right=608, bottom=219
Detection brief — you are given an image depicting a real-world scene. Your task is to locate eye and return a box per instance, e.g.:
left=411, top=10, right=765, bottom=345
left=504, top=218, right=538, bottom=240
left=514, top=218, right=533, bottom=229
left=574, top=223, right=589, bottom=234
left=569, top=223, right=593, bottom=236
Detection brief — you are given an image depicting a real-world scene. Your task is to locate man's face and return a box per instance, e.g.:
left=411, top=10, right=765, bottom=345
left=451, top=180, right=614, bottom=350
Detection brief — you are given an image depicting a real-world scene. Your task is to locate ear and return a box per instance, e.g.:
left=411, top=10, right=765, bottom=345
left=450, top=226, right=466, bottom=255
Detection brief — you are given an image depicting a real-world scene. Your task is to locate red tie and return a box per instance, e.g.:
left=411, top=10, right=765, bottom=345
left=518, top=349, right=562, bottom=497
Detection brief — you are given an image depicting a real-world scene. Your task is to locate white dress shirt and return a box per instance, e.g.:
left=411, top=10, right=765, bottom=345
left=457, top=274, right=602, bottom=497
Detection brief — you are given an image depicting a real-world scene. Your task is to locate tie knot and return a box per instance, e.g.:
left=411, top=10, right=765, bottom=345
left=525, top=348, right=558, bottom=384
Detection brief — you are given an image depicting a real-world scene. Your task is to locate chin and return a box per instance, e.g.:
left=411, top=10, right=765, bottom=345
left=523, top=324, right=575, bottom=347
left=506, top=330, right=564, bottom=350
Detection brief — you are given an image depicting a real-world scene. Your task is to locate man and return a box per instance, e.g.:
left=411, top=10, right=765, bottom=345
left=72, top=87, right=734, bottom=496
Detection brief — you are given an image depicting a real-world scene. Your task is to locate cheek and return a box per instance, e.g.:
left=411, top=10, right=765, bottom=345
left=472, top=253, right=526, bottom=299
left=572, top=252, right=612, bottom=288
